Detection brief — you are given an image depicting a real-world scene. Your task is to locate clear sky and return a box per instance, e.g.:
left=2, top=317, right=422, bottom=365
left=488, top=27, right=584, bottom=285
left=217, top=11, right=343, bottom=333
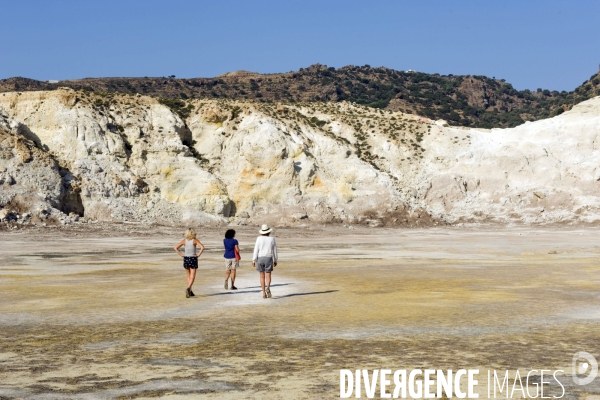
left=2, top=0, right=599, bottom=91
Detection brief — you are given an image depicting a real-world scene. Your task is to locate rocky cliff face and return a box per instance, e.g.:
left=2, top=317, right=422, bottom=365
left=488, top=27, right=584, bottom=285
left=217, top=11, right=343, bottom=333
left=418, top=98, right=600, bottom=224
left=0, top=88, right=599, bottom=227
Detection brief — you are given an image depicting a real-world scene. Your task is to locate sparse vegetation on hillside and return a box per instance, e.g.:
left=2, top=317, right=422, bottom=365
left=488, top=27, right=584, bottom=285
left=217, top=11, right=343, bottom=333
left=158, top=98, right=193, bottom=119
left=1, top=66, right=599, bottom=129
left=187, top=98, right=432, bottom=182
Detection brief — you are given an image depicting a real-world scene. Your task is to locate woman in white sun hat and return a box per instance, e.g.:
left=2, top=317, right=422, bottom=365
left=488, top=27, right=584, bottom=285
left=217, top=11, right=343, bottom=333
left=252, top=224, right=278, bottom=298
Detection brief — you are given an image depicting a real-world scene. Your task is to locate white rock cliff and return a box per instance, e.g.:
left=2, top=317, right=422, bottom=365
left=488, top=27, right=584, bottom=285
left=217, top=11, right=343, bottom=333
left=0, top=89, right=599, bottom=226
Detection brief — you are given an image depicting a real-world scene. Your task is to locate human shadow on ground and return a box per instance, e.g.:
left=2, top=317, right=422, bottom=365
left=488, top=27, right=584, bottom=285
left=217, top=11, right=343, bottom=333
left=206, top=290, right=263, bottom=296
left=244, top=283, right=293, bottom=289
left=204, top=283, right=295, bottom=297
left=274, top=290, right=338, bottom=299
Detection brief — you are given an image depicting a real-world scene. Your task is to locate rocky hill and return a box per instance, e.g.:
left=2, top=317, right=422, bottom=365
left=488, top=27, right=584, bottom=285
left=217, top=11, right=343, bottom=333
left=1, top=88, right=600, bottom=229
left=2, top=65, right=599, bottom=129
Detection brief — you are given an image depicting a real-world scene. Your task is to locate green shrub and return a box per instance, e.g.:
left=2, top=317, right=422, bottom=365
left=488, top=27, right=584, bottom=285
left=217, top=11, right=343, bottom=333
left=158, top=98, right=193, bottom=119
left=230, top=106, right=242, bottom=120
left=309, top=116, right=326, bottom=127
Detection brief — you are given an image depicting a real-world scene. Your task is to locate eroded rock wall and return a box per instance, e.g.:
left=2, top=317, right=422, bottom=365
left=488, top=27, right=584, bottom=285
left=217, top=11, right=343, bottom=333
left=1, top=88, right=599, bottom=226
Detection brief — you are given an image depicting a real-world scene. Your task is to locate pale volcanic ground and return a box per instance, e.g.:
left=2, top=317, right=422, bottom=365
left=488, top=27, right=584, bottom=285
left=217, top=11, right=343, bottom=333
left=1, top=225, right=600, bottom=399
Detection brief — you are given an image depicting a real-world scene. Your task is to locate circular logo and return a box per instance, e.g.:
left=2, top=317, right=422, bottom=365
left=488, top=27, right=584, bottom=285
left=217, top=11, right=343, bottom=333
left=573, top=351, right=598, bottom=385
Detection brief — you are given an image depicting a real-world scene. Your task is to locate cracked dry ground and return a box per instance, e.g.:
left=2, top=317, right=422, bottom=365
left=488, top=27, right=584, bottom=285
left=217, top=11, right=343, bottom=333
left=2, top=225, right=600, bottom=399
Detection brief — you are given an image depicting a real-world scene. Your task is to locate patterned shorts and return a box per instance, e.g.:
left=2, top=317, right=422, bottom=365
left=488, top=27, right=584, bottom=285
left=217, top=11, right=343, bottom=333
left=183, top=256, right=198, bottom=269
left=225, top=258, right=239, bottom=270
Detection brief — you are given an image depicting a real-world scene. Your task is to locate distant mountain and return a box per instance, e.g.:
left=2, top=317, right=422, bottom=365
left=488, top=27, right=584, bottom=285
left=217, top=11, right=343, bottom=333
left=1, top=64, right=599, bottom=128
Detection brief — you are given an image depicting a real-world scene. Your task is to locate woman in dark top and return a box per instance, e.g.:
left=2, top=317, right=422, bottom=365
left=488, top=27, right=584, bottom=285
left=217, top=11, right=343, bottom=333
left=223, top=229, right=240, bottom=290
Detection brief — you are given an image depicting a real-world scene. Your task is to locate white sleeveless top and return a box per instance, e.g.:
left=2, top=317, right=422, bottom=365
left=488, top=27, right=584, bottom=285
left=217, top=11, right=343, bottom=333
left=184, top=239, right=196, bottom=256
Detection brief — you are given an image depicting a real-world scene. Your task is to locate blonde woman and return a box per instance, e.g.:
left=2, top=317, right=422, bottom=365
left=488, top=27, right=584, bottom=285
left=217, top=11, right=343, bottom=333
left=174, top=228, right=205, bottom=298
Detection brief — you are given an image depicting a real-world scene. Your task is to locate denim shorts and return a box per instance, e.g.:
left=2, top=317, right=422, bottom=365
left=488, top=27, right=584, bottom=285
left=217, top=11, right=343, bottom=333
left=255, top=256, right=273, bottom=272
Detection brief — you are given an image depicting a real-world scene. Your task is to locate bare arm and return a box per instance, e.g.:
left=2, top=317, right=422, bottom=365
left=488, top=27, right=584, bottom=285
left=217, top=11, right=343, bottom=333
left=173, top=239, right=186, bottom=257
left=252, top=238, right=259, bottom=266
left=194, top=239, right=205, bottom=257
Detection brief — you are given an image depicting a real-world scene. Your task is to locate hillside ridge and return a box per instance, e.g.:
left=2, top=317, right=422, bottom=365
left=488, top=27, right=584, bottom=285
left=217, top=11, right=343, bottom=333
left=2, top=65, right=599, bottom=129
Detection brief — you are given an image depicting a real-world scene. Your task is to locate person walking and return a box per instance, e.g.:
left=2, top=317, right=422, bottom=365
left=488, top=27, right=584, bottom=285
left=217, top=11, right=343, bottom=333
left=173, top=228, right=205, bottom=298
left=252, top=224, right=278, bottom=298
left=223, top=229, right=240, bottom=290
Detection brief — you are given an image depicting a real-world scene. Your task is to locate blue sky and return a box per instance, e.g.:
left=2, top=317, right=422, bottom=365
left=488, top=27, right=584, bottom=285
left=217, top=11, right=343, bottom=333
left=1, top=0, right=599, bottom=91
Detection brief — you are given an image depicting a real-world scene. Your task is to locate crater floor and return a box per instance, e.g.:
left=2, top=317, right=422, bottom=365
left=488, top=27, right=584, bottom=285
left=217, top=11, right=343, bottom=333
left=1, top=225, right=600, bottom=399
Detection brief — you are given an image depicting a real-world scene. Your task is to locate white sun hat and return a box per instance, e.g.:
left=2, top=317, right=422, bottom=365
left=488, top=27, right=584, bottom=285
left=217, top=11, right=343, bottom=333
left=259, top=224, right=273, bottom=234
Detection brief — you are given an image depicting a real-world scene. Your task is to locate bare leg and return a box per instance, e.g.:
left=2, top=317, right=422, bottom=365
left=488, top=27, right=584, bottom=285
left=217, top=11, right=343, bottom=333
left=259, top=271, right=265, bottom=296
left=265, top=272, right=271, bottom=289
left=225, top=269, right=231, bottom=282
left=189, top=269, right=197, bottom=290
left=185, top=268, right=191, bottom=288
left=230, top=269, right=236, bottom=286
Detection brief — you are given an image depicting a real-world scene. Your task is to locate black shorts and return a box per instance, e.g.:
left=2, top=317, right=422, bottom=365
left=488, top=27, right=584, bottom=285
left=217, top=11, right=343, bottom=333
left=183, top=256, right=198, bottom=269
